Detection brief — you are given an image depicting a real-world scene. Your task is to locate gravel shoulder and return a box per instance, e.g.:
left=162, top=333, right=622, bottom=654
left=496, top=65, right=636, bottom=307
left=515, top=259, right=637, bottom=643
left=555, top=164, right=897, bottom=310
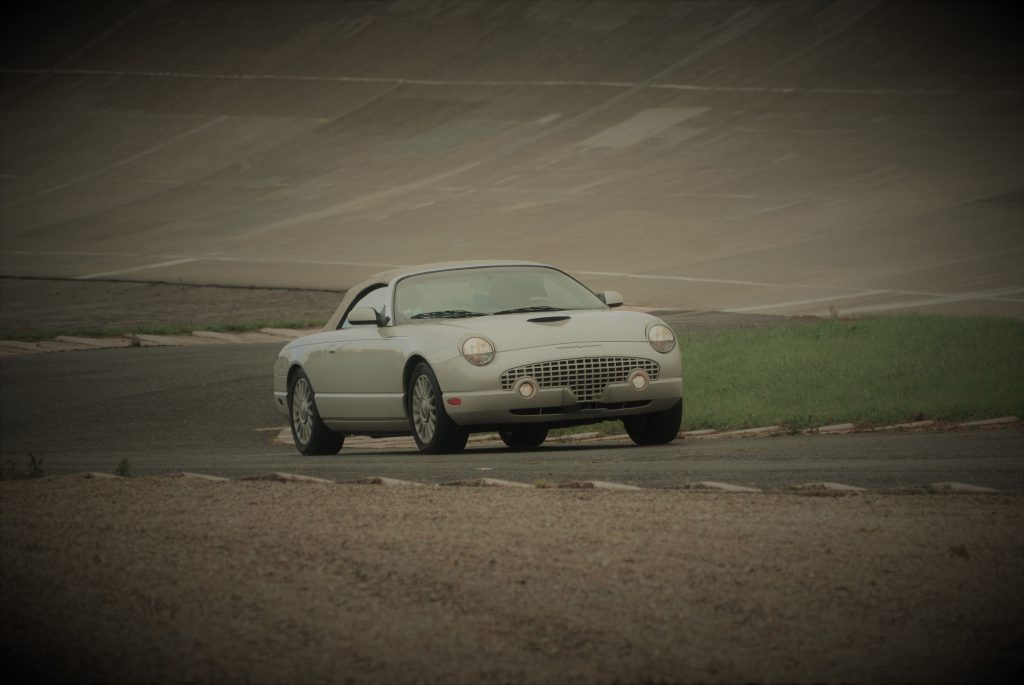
left=2, top=478, right=1022, bottom=684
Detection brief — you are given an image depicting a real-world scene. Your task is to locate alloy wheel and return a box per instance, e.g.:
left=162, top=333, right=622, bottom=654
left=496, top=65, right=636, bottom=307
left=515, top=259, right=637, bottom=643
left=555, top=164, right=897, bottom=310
left=292, top=377, right=314, bottom=446
left=411, top=374, right=437, bottom=443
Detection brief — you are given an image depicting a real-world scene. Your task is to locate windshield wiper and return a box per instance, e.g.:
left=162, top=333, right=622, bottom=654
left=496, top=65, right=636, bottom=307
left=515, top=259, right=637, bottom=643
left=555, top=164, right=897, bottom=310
left=410, top=310, right=486, bottom=319
left=492, top=305, right=566, bottom=315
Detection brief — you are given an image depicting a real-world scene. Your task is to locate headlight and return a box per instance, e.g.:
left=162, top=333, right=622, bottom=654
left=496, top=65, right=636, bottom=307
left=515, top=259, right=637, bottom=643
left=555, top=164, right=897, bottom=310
left=461, top=336, right=495, bottom=366
left=647, top=324, right=676, bottom=353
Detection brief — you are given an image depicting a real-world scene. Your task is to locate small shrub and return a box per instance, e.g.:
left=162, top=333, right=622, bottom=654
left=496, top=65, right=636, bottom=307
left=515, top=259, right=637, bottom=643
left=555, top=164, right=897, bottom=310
left=115, top=458, right=133, bottom=478
left=1, top=453, right=44, bottom=480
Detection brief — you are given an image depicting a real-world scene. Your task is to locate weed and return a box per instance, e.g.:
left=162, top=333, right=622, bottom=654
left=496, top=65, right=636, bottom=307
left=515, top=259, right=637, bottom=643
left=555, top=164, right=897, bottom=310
left=1, top=453, right=45, bottom=480
left=115, top=458, right=133, bottom=478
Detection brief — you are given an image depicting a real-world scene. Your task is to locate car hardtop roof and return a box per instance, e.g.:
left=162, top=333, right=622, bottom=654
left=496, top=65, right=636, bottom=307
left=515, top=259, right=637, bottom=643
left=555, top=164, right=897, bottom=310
left=323, top=260, right=561, bottom=331
left=370, top=259, right=554, bottom=284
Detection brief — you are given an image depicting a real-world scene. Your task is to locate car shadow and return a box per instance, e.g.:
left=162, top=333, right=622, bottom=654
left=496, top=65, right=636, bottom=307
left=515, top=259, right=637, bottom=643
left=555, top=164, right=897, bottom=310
left=342, top=441, right=645, bottom=457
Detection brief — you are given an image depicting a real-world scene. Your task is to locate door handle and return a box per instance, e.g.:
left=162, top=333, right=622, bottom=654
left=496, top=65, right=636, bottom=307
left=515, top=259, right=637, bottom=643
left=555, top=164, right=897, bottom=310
left=327, top=346, right=336, bottom=355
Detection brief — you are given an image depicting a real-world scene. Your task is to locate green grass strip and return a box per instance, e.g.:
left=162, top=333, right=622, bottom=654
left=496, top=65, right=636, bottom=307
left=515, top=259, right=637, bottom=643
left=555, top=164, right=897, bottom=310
left=679, top=315, right=1024, bottom=431
left=551, top=315, right=1023, bottom=436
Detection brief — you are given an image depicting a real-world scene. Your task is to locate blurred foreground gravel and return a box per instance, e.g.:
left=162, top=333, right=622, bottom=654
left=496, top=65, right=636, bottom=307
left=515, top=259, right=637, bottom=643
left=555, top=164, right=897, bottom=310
left=2, top=479, right=1021, bottom=684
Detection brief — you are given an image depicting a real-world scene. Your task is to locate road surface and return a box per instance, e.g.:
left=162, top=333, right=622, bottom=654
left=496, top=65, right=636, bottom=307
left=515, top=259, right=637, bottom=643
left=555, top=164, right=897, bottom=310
left=2, top=343, right=1021, bottom=489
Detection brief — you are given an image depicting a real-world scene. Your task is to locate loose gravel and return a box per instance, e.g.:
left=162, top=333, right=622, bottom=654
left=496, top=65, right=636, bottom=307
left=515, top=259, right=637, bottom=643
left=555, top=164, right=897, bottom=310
left=2, top=478, right=1021, bottom=684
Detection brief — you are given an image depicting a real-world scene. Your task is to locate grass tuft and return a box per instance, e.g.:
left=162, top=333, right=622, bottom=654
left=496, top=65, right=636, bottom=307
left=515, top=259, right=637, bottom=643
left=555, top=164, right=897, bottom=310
left=1, top=453, right=44, bottom=480
left=115, top=458, right=133, bottom=478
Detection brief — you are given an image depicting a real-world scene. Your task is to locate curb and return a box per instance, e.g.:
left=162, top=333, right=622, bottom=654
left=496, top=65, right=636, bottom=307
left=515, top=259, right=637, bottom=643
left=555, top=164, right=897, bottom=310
left=266, top=416, right=1022, bottom=449
left=679, top=416, right=1019, bottom=440
left=55, top=335, right=134, bottom=349
left=958, top=417, right=1021, bottom=427
left=1, top=327, right=320, bottom=356
left=45, top=472, right=1012, bottom=494
left=558, top=480, right=643, bottom=490
left=342, top=476, right=425, bottom=487
left=927, top=482, right=1001, bottom=494
left=692, top=425, right=785, bottom=439
left=676, top=481, right=762, bottom=493
left=240, top=472, right=335, bottom=484
left=790, top=482, right=869, bottom=495
left=160, top=471, right=233, bottom=482
left=442, top=477, right=533, bottom=488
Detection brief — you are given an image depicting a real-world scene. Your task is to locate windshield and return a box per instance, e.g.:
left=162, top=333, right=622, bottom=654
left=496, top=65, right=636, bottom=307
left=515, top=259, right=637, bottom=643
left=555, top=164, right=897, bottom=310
left=394, top=266, right=606, bottom=323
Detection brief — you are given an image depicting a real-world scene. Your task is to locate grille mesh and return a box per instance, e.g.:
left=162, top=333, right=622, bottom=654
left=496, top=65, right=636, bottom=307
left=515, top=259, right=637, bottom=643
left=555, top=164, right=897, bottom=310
left=500, top=357, right=660, bottom=401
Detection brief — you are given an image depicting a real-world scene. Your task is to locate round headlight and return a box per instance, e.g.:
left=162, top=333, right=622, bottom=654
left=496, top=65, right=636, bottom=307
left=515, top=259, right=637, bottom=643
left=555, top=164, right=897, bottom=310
left=461, top=336, right=495, bottom=366
left=647, top=324, right=676, bottom=353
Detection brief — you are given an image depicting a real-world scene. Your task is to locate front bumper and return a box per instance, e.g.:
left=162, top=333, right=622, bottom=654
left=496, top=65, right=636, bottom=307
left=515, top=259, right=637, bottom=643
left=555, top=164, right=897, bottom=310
left=435, top=343, right=683, bottom=427
left=442, top=378, right=682, bottom=426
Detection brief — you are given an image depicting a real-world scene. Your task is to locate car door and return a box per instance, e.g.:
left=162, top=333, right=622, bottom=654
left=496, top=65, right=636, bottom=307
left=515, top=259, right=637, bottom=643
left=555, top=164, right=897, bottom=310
left=309, top=285, right=408, bottom=430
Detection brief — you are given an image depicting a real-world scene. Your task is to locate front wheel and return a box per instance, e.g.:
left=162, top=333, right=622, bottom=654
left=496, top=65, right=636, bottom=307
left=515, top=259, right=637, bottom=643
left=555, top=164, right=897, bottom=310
left=288, top=370, right=344, bottom=455
left=623, top=400, right=682, bottom=446
left=408, top=363, right=468, bottom=454
left=499, top=426, right=549, bottom=450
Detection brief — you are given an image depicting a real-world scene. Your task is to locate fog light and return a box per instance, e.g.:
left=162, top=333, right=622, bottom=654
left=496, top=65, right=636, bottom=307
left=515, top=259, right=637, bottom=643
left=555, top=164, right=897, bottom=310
left=629, top=370, right=649, bottom=391
left=516, top=379, right=537, bottom=398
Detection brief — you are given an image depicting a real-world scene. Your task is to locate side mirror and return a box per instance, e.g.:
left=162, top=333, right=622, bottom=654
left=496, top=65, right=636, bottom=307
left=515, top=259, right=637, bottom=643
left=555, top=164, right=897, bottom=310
left=347, top=306, right=383, bottom=326
left=599, top=291, right=623, bottom=308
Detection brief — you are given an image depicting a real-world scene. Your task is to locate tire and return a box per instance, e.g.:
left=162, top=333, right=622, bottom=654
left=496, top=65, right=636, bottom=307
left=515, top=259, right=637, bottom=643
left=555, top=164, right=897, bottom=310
left=623, top=400, right=683, bottom=446
left=407, top=362, right=469, bottom=454
left=499, top=426, right=549, bottom=450
left=288, top=369, right=344, bottom=455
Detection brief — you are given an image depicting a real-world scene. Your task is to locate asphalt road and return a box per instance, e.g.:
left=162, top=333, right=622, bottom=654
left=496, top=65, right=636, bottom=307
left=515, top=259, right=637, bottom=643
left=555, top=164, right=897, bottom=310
left=2, top=343, right=1022, bottom=490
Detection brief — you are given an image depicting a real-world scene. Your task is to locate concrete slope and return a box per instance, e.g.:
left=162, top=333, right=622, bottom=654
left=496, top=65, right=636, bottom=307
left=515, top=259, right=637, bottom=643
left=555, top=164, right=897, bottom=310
left=1, top=1, right=1021, bottom=316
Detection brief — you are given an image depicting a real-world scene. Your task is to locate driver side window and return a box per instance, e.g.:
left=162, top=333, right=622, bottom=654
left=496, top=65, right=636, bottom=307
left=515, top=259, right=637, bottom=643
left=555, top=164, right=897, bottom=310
left=341, top=285, right=388, bottom=329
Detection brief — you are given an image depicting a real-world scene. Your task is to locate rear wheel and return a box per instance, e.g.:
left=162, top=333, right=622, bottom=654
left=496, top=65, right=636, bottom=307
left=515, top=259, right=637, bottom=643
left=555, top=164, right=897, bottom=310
left=288, top=370, right=344, bottom=455
left=623, top=400, right=682, bottom=446
left=408, top=363, right=468, bottom=454
left=499, top=426, right=549, bottom=450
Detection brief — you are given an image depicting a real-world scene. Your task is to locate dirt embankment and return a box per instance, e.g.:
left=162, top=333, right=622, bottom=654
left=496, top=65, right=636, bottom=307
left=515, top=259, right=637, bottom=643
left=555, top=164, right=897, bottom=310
left=0, top=278, right=342, bottom=337
left=2, top=478, right=1021, bottom=684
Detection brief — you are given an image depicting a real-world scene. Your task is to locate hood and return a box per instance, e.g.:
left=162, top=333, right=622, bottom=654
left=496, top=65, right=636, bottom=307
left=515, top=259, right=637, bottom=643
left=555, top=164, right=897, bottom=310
left=417, top=309, right=659, bottom=353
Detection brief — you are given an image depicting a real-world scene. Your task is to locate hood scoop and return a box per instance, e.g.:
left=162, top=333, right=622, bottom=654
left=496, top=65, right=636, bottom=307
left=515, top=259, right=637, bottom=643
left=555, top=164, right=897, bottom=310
left=528, top=315, right=571, bottom=323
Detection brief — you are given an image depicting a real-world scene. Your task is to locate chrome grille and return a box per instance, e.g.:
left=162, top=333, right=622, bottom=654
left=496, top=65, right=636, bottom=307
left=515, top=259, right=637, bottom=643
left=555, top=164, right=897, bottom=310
left=500, top=357, right=660, bottom=401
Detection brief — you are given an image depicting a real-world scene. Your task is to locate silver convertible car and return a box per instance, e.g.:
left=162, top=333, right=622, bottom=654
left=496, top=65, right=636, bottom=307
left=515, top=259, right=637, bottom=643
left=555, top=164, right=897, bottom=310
left=273, top=261, right=683, bottom=454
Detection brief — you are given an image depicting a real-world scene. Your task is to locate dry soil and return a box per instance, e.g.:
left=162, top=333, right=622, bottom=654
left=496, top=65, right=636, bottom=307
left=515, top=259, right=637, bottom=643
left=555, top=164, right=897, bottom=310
left=2, top=478, right=1022, bottom=684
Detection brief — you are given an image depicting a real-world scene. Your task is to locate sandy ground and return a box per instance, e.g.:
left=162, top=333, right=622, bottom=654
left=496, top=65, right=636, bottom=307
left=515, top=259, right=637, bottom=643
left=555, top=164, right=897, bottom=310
left=1, top=478, right=1021, bottom=684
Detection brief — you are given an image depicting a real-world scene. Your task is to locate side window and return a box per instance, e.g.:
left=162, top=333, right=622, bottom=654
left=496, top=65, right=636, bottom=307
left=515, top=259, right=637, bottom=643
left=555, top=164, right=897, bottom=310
left=341, top=285, right=388, bottom=329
